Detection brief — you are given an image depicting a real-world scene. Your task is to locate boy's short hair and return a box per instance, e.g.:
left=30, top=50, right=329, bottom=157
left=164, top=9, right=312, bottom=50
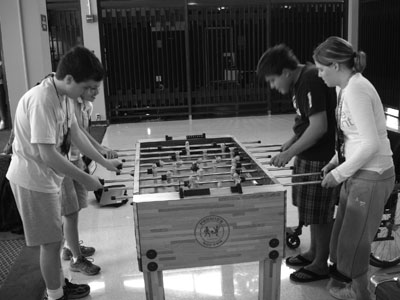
left=55, top=46, right=105, bottom=83
left=256, top=44, right=299, bottom=79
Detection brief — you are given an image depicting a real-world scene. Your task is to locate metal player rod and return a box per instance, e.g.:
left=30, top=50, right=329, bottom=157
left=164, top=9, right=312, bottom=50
left=138, top=176, right=267, bottom=189
left=116, top=161, right=257, bottom=176
left=145, top=161, right=255, bottom=171
left=248, top=149, right=282, bottom=154
left=115, top=140, right=263, bottom=153
left=114, top=148, right=135, bottom=152
left=116, top=146, right=243, bottom=157
left=137, top=152, right=231, bottom=162
left=139, top=156, right=258, bottom=167
left=283, top=180, right=322, bottom=186
left=274, top=172, right=322, bottom=178
left=106, top=169, right=260, bottom=183
left=261, top=163, right=294, bottom=171
left=138, top=152, right=271, bottom=163
left=102, top=178, right=322, bottom=192
left=117, top=153, right=135, bottom=158
left=245, top=144, right=282, bottom=149
left=140, top=177, right=323, bottom=189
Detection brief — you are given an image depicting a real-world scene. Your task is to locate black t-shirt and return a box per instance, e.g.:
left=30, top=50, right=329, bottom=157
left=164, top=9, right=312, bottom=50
left=292, top=64, right=336, bottom=161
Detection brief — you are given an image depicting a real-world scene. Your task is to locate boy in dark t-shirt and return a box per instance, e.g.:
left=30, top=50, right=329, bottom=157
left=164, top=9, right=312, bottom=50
left=256, top=44, right=337, bottom=283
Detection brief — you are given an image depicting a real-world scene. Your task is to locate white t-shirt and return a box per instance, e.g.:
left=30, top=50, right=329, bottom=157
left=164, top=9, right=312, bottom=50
left=7, top=76, right=76, bottom=193
left=331, top=73, right=393, bottom=183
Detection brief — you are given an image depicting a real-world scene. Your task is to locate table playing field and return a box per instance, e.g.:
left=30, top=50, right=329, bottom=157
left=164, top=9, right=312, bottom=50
left=131, top=134, right=287, bottom=300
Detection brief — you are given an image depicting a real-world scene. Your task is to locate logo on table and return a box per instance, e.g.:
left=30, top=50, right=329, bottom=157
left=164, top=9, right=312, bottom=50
left=195, top=215, right=230, bottom=248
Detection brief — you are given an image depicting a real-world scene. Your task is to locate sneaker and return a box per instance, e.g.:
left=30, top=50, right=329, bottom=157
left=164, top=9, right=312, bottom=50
left=62, top=243, right=96, bottom=260
left=329, top=284, right=356, bottom=300
left=0, top=120, right=4, bottom=130
left=70, top=256, right=101, bottom=276
left=63, top=278, right=90, bottom=299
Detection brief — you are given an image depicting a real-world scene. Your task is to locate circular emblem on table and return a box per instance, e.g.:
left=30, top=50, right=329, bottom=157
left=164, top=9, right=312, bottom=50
left=195, top=215, right=230, bottom=248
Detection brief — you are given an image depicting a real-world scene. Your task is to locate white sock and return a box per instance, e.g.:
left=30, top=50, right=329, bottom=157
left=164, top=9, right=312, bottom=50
left=47, top=287, right=63, bottom=300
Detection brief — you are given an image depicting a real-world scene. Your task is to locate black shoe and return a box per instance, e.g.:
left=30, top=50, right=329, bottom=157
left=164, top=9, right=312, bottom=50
left=63, top=279, right=90, bottom=299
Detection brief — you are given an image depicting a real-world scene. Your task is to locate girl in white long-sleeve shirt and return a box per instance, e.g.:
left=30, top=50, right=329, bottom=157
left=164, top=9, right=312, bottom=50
left=313, top=36, right=395, bottom=300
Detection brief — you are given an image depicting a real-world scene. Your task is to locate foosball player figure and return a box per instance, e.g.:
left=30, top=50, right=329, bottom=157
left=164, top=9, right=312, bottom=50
left=185, top=141, right=190, bottom=156
left=191, top=162, right=199, bottom=172
left=158, top=159, right=164, bottom=167
left=152, top=163, right=157, bottom=177
left=220, top=143, right=226, bottom=153
left=231, top=158, right=237, bottom=167
left=212, top=160, right=217, bottom=172
left=230, top=165, right=237, bottom=176
left=176, top=160, right=183, bottom=168
left=229, top=147, right=235, bottom=159
left=174, top=151, right=180, bottom=161
left=188, top=175, right=198, bottom=189
left=232, top=172, right=241, bottom=185
left=166, top=171, right=172, bottom=183
left=197, top=168, right=204, bottom=180
left=197, top=158, right=203, bottom=168
left=202, top=149, right=207, bottom=161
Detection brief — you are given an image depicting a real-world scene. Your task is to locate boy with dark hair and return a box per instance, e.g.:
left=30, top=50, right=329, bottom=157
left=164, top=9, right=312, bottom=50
left=7, top=46, right=122, bottom=300
left=61, top=85, right=118, bottom=276
left=256, top=44, right=337, bottom=282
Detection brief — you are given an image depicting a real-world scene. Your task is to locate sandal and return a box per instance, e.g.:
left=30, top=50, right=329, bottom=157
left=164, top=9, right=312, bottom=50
left=290, top=267, right=330, bottom=283
left=285, top=254, right=312, bottom=267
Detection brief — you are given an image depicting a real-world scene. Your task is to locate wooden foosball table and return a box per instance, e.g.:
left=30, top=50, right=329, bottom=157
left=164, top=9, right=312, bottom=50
left=131, top=134, right=287, bottom=300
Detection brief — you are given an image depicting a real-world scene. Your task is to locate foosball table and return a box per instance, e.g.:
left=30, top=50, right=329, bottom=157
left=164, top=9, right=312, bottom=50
left=129, top=134, right=287, bottom=300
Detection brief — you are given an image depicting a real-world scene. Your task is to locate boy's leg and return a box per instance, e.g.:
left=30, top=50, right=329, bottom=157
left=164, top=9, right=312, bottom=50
left=10, top=182, right=91, bottom=298
left=62, top=174, right=100, bottom=276
left=61, top=174, right=94, bottom=259
left=63, top=211, right=81, bottom=258
left=40, top=241, right=63, bottom=289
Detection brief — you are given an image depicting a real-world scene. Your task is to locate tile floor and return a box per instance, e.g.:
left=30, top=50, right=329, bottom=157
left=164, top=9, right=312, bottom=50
left=63, top=114, right=397, bottom=300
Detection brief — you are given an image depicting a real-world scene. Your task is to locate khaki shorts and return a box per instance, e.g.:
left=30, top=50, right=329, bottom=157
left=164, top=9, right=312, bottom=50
left=61, top=159, right=88, bottom=216
left=10, top=182, right=63, bottom=246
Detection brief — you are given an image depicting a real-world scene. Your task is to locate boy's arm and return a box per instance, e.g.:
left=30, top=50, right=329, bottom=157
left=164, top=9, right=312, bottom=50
left=284, top=111, right=327, bottom=158
left=270, top=111, right=327, bottom=167
left=71, top=121, right=121, bottom=171
left=37, top=143, right=102, bottom=191
left=80, top=124, right=118, bottom=158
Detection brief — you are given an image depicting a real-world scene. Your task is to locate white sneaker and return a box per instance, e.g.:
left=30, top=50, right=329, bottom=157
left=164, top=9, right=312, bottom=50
left=329, top=284, right=356, bottom=300
left=0, top=120, right=5, bottom=130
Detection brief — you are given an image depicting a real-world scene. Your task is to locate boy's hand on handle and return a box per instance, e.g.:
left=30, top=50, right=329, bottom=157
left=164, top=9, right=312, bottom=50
left=102, top=147, right=118, bottom=159
left=82, top=175, right=103, bottom=191
left=270, top=151, right=291, bottom=167
left=105, top=158, right=123, bottom=172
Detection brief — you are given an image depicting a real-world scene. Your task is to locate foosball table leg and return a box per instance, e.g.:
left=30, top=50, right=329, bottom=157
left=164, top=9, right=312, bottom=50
left=258, top=258, right=281, bottom=300
left=143, top=270, right=165, bottom=300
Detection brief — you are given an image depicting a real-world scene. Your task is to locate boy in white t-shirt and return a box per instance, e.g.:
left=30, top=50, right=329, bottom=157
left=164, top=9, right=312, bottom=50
left=61, top=87, right=118, bottom=276
left=7, top=46, right=122, bottom=300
